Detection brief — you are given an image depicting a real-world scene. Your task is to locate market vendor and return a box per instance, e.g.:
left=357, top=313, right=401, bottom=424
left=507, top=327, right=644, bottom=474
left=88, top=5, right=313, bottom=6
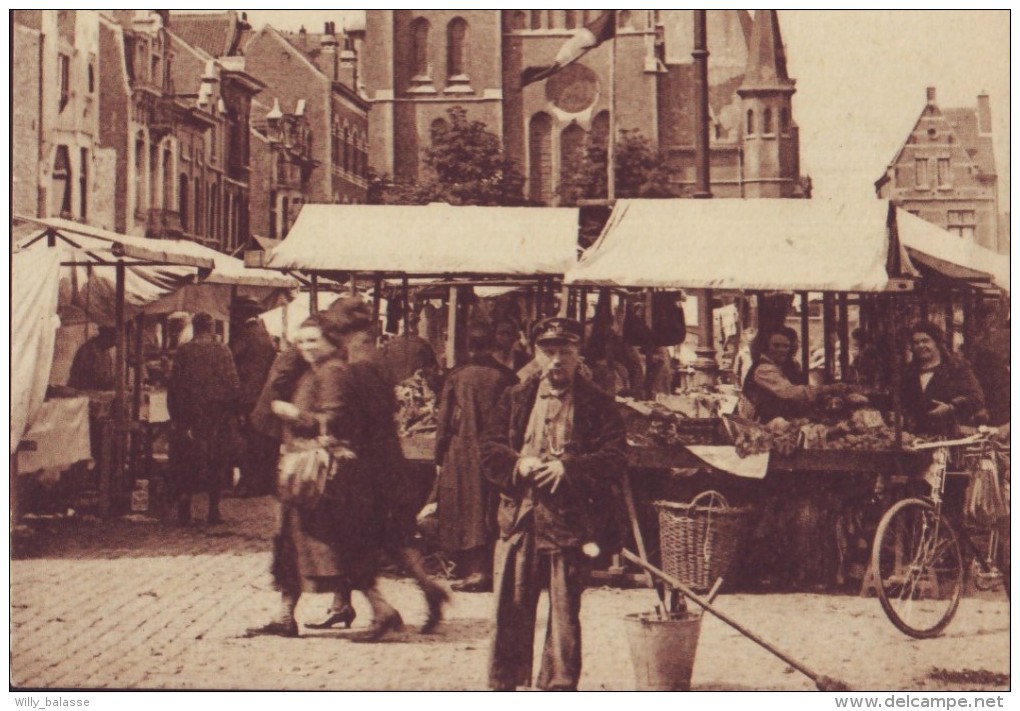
left=902, top=321, right=985, bottom=436
left=737, top=326, right=847, bottom=423
left=67, top=326, right=116, bottom=392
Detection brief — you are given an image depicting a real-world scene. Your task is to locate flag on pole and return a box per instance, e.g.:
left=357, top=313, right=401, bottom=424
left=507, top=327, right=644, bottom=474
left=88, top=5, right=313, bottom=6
left=521, top=11, right=616, bottom=86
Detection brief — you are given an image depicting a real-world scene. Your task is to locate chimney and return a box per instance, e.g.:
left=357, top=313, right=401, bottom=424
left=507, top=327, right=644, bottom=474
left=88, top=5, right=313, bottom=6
left=977, top=92, right=992, bottom=134
left=321, top=21, right=340, bottom=81
left=926, top=86, right=937, bottom=105
left=338, top=34, right=358, bottom=89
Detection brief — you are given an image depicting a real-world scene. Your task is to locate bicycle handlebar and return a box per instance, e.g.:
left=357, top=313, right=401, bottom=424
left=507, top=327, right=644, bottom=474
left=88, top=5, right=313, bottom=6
left=907, top=427, right=1000, bottom=451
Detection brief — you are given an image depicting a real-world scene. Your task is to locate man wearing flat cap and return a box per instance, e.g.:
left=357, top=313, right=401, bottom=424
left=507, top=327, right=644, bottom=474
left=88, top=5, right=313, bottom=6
left=481, top=317, right=628, bottom=691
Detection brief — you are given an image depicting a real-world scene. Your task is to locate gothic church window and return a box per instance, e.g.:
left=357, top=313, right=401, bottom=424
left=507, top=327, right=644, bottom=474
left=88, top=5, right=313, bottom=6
left=763, top=108, right=773, bottom=134
left=746, top=109, right=754, bottom=135
left=412, top=18, right=430, bottom=77
left=447, top=18, right=468, bottom=77
left=560, top=123, right=585, bottom=189
left=529, top=113, right=553, bottom=204
left=780, top=108, right=789, bottom=134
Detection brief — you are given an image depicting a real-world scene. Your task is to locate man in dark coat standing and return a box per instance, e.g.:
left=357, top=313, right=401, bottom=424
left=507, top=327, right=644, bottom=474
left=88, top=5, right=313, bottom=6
left=167, top=312, right=240, bottom=524
left=229, top=298, right=278, bottom=496
left=427, top=323, right=517, bottom=592
left=481, top=317, right=628, bottom=691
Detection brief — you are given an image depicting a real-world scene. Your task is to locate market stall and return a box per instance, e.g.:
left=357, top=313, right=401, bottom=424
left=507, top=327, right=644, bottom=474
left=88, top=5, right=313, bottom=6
left=252, top=202, right=582, bottom=513
left=561, top=197, right=1004, bottom=591
left=14, top=216, right=299, bottom=516
left=12, top=218, right=215, bottom=517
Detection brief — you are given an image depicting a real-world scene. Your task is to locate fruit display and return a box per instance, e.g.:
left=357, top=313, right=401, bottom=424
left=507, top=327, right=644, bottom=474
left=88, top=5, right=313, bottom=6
left=394, top=371, right=438, bottom=437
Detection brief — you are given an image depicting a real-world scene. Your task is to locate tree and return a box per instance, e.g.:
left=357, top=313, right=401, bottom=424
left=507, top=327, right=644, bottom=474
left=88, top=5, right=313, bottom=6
left=372, top=107, right=528, bottom=206
left=559, top=129, right=679, bottom=205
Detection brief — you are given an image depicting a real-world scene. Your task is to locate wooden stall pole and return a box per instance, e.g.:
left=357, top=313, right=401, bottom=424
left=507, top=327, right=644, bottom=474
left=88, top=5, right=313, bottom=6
left=401, top=275, right=410, bottom=335
left=800, top=292, right=810, bottom=373
left=309, top=274, right=319, bottom=314
left=889, top=295, right=904, bottom=475
left=132, top=315, right=145, bottom=423
left=944, top=291, right=955, bottom=349
left=693, top=289, right=718, bottom=387
left=372, top=274, right=383, bottom=333
left=446, top=285, right=459, bottom=369
left=108, top=261, right=128, bottom=517
left=578, top=287, right=589, bottom=334
left=838, top=293, right=850, bottom=381
left=822, top=293, right=836, bottom=384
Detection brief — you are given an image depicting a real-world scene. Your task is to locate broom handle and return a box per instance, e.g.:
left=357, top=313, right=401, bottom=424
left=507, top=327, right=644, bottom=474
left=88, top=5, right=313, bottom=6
left=621, top=548, right=823, bottom=685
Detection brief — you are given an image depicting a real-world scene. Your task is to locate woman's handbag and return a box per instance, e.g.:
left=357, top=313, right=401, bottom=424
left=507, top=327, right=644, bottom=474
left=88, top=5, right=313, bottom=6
left=277, top=441, right=333, bottom=509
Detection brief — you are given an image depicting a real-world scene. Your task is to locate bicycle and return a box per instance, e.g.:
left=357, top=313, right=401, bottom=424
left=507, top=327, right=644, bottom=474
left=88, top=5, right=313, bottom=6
left=870, top=429, right=1010, bottom=638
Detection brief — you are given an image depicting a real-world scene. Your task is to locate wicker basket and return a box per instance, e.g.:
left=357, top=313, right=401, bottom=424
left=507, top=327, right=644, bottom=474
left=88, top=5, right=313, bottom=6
left=655, top=491, right=752, bottom=593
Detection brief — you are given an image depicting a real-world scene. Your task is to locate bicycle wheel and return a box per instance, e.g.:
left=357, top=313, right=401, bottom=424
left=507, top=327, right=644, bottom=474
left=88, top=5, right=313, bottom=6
left=871, top=498, right=964, bottom=638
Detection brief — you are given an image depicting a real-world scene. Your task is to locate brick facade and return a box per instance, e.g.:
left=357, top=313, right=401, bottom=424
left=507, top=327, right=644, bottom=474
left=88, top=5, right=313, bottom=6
left=876, top=87, right=1001, bottom=253
left=362, top=10, right=805, bottom=203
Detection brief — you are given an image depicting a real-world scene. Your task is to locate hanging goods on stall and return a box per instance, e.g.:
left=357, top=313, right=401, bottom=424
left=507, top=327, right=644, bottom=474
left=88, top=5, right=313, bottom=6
left=964, top=454, right=1008, bottom=528
left=654, top=491, right=751, bottom=594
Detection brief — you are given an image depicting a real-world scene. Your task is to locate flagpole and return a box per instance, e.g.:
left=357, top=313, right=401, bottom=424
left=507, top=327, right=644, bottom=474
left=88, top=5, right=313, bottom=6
left=607, top=10, right=616, bottom=202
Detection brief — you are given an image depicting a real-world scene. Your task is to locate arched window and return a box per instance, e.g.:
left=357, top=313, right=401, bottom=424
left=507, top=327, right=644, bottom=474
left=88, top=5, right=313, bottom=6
left=592, top=110, right=610, bottom=150
left=178, top=174, right=189, bottom=232
left=530, top=10, right=542, bottom=29
left=343, top=126, right=351, bottom=172
left=411, top=18, right=430, bottom=77
left=209, top=184, right=219, bottom=239
left=194, top=177, right=203, bottom=236
left=746, top=109, right=755, bottom=135
left=546, top=11, right=557, bottom=28
left=162, top=147, right=173, bottom=211
left=447, top=18, right=467, bottom=78
left=528, top=112, right=552, bottom=204
left=560, top=123, right=585, bottom=189
left=134, top=133, right=146, bottom=213
left=513, top=11, right=527, bottom=30
left=431, top=118, right=449, bottom=142
left=780, top=107, right=790, bottom=134
left=564, top=10, right=578, bottom=29
left=763, top=108, right=773, bottom=134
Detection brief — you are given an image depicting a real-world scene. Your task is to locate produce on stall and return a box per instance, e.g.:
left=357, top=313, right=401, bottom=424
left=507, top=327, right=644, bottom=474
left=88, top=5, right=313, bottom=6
left=563, top=197, right=1007, bottom=591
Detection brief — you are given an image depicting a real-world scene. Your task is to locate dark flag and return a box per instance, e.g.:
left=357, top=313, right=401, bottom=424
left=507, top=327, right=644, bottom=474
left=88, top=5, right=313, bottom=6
left=520, top=11, right=616, bottom=87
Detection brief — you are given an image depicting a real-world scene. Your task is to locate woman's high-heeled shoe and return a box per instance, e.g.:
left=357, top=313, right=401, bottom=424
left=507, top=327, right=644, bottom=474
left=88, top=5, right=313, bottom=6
left=350, top=610, right=404, bottom=643
left=305, top=604, right=356, bottom=630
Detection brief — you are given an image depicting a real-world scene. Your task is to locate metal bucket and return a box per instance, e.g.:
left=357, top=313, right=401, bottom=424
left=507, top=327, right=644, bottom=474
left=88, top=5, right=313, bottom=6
left=624, top=611, right=703, bottom=691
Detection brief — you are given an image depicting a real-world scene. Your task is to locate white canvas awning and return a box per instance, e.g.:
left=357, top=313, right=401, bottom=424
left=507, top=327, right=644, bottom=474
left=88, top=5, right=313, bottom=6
left=896, top=210, right=1010, bottom=294
left=17, top=217, right=298, bottom=320
left=264, top=203, right=580, bottom=277
left=565, top=199, right=911, bottom=292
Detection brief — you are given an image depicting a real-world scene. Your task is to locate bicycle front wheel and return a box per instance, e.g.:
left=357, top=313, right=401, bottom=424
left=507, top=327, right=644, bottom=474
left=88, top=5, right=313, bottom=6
left=872, top=498, right=964, bottom=638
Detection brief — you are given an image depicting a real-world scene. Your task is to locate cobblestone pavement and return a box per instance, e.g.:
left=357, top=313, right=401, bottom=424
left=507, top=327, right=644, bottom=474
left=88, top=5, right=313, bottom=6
left=10, top=495, right=1011, bottom=691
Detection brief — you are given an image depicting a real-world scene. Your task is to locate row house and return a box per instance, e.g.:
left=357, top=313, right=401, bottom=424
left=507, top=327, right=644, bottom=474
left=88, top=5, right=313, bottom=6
left=876, top=87, right=1002, bottom=253
left=249, top=97, right=318, bottom=240
left=242, top=23, right=370, bottom=204
left=12, top=11, right=114, bottom=226
left=166, top=29, right=264, bottom=251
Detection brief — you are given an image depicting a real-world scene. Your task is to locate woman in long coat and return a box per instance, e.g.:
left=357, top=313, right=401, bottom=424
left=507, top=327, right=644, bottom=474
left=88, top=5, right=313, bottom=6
left=246, top=315, right=379, bottom=638
left=431, top=324, right=517, bottom=592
